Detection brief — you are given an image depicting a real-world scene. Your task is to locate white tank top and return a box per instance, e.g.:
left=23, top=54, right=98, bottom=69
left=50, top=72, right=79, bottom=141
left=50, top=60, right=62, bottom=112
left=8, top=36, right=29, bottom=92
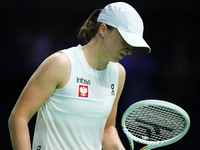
left=32, top=45, right=119, bottom=150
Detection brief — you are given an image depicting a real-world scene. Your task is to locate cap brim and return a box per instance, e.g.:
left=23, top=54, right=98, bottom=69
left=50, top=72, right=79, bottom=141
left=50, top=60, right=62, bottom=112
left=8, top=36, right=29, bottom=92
left=118, top=29, right=151, bottom=54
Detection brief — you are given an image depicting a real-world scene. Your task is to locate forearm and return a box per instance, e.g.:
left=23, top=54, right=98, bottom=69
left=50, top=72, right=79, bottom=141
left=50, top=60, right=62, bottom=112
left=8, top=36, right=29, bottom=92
left=102, top=126, right=125, bottom=150
left=8, top=115, right=32, bottom=150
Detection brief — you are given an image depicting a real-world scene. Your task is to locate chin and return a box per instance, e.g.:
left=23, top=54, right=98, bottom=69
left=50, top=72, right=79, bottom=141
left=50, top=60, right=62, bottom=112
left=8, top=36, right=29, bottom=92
left=110, top=59, right=121, bottom=63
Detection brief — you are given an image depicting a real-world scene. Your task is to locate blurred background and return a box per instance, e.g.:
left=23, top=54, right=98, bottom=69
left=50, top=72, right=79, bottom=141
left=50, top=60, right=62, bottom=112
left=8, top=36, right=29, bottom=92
left=1, top=0, right=199, bottom=149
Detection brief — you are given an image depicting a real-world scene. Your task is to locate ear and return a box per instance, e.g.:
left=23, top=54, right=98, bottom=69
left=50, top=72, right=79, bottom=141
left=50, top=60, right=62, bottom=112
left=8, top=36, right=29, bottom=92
left=99, top=23, right=107, bottom=38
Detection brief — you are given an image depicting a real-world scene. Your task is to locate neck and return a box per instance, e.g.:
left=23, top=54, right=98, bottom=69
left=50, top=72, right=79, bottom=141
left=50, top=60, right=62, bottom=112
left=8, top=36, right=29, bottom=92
left=82, top=39, right=109, bottom=70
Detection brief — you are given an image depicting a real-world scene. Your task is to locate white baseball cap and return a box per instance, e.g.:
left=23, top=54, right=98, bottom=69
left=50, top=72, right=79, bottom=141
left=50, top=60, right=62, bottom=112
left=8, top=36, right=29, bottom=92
left=97, top=2, right=151, bottom=54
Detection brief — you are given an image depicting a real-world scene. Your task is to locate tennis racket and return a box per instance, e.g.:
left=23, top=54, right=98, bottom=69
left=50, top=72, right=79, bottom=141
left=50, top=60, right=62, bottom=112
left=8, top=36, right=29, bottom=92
left=121, top=99, right=190, bottom=150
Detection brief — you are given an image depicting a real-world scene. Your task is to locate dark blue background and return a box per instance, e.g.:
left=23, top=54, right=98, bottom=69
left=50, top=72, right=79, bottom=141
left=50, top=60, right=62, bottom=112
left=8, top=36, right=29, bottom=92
left=1, top=0, right=199, bottom=149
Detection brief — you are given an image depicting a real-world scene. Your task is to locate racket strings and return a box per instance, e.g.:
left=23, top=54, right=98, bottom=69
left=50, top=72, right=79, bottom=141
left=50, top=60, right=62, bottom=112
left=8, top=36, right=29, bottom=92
left=125, top=105, right=187, bottom=142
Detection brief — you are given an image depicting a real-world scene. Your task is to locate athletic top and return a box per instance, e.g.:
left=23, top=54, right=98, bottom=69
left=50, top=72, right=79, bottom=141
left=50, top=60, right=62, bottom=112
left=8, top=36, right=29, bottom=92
left=32, top=45, right=119, bottom=150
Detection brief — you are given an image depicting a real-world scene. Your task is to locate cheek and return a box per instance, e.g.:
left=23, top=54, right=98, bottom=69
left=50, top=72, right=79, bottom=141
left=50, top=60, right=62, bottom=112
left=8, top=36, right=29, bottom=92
left=103, top=37, right=115, bottom=52
left=103, top=31, right=123, bottom=54
left=106, top=36, right=120, bottom=50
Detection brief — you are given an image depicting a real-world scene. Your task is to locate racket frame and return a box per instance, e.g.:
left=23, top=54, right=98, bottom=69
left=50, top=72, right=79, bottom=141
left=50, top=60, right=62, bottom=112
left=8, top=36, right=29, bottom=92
left=121, top=99, right=190, bottom=150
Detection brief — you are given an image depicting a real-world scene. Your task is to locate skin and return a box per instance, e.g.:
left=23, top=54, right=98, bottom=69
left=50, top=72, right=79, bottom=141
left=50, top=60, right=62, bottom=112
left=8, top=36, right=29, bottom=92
left=8, top=23, right=132, bottom=150
left=83, top=23, right=132, bottom=70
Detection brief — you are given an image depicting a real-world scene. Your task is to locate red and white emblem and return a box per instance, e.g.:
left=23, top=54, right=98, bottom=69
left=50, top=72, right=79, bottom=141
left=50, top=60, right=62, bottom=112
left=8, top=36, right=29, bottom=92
left=79, top=85, right=88, bottom=98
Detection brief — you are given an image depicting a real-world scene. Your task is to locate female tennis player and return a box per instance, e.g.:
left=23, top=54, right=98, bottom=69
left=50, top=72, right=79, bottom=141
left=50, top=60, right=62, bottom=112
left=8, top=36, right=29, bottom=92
left=8, top=2, right=150, bottom=150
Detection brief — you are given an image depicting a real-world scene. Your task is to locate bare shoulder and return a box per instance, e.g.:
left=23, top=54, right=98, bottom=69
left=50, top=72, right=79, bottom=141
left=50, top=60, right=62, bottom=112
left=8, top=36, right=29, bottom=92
left=115, top=62, right=126, bottom=93
left=37, top=52, right=70, bottom=77
left=33, top=51, right=71, bottom=89
left=44, top=51, right=70, bottom=68
left=116, top=62, right=126, bottom=79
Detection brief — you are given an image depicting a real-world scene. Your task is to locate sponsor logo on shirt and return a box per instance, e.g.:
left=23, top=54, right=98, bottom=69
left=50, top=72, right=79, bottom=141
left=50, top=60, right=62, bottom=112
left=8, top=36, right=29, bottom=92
left=79, top=85, right=88, bottom=98
left=111, top=84, right=115, bottom=96
left=77, top=77, right=91, bottom=85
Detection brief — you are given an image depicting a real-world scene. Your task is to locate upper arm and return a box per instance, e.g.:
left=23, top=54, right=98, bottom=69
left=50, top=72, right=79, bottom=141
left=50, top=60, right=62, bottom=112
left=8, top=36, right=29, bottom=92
left=105, top=63, right=126, bottom=128
left=10, top=52, right=70, bottom=123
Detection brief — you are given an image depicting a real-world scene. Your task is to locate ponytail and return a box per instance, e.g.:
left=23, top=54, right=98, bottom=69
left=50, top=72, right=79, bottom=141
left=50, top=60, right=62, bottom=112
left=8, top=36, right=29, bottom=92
left=77, top=9, right=102, bottom=42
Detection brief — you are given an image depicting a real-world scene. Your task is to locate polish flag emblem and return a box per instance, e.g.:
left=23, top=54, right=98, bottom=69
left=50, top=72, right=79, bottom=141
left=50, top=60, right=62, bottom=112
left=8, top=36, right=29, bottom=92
left=79, top=85, right=88, bottom=98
